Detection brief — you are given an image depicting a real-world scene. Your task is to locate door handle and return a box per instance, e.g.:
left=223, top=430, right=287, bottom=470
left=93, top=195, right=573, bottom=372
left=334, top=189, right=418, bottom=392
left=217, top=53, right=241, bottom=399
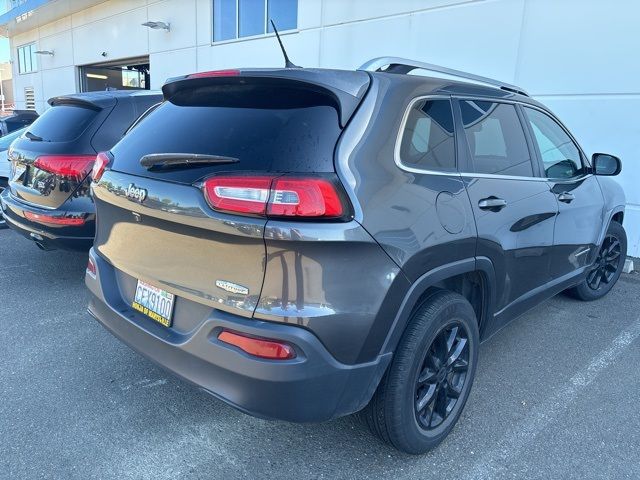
left=478, top=197, right=507, bottom=211
left=558, top=192, right=575, bottom=203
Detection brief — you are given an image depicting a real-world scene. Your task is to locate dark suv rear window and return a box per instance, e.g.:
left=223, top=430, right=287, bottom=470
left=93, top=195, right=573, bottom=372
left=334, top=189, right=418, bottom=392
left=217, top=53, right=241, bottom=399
left=26, top=104, right=99, bottom=142
left=110, top=83, right=342, bottom=184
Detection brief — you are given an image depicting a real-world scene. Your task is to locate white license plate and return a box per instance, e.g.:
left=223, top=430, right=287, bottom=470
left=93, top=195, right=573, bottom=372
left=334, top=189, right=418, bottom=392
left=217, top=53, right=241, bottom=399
left=132, top=280, right=175, bottom=327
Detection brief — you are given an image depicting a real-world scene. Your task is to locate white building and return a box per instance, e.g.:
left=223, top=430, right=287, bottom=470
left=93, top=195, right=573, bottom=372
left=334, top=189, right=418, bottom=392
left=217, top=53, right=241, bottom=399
left=1, top=0, right=638, bottom=256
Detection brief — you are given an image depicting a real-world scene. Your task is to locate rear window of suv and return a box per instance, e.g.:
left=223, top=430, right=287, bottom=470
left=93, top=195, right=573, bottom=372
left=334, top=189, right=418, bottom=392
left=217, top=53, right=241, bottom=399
left=110, top=83, right=342, bottom=184
left=26, top=104, right=99, bottom=142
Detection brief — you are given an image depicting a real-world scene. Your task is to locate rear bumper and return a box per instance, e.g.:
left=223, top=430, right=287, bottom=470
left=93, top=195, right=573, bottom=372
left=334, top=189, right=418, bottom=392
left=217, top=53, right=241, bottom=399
left=86, top=248, right=391, bottom=422
left=0, top=188, right=94, bottom=250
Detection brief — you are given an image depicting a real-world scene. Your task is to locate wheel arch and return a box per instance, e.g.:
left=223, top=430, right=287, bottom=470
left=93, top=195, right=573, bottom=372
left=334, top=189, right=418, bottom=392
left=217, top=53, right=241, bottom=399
left=379, top=257, right=496, bottom=357
left=598, top=205, right=626, bottom=247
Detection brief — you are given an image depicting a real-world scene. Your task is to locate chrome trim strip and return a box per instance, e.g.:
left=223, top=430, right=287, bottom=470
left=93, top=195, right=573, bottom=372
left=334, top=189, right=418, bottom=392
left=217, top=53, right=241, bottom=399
left=459, top=172, right=550, bottom=182
left=394, top=96, right=547, bottom=181
left=8, top=194, right=57, bottom=210
left=394, top=95, right=591, bottom=183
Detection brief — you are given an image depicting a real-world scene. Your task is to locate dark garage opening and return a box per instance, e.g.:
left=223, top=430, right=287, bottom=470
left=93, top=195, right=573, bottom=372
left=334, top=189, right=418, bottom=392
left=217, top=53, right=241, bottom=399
left=80, top=57, right=150, bottom=92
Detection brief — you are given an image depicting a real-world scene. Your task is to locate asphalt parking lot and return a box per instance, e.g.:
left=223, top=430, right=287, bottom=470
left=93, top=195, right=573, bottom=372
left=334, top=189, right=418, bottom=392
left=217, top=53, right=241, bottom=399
left=1, top=227, right=639, bottom=480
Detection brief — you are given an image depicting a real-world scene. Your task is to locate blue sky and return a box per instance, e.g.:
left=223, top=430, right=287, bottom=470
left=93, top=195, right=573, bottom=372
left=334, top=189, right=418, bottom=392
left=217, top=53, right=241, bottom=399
left=0, top=38, right=9, bottom=63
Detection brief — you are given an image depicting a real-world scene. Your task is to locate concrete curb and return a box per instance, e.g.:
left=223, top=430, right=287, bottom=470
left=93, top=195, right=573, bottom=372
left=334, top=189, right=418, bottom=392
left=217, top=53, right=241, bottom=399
left=624, top=257, right=636, bottom=274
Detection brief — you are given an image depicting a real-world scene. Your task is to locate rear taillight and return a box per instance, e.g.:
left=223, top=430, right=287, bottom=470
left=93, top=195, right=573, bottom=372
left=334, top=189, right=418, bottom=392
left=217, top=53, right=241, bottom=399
left=24, top=211, right=85, bottom=226
left=202, top=175, right=348, bottom=219
left=92, top=152, right=111, bottom=182
left=218, top=330, right=296, bottom=360
left=86, top=257, right=96, bottom=278
left=33, top=155, right=96, bottom=182
left=204, top=176, right=272, bottom=215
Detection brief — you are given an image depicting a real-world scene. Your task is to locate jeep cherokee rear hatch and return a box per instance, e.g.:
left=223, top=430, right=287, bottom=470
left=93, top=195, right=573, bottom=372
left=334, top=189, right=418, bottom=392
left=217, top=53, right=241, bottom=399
left=92, top=69, right=369, bottom=322
left=8, top=95, right=114, bottom=210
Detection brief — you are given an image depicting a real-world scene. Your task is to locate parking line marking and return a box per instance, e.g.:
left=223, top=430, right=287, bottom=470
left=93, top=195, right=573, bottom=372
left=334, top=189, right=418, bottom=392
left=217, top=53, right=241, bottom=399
left=461, top=317, right=640, bottom=480
left=142, top=379, right=167, bottom=388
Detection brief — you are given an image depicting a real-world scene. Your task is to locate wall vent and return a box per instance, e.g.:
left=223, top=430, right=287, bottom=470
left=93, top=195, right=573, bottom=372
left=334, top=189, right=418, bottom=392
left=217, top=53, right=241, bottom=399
left=24, top=86, right=35, bottom=110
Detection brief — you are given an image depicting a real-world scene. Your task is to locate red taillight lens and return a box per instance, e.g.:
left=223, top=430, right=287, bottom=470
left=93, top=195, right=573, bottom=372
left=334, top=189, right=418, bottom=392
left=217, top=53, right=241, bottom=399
left=92, top=152, right=111, bottom=182
left=33, top=155, right=96, bottom=181
left=202, top=175, right=347, bottom=219
left=268, top=177, right=344, bottom=217
left=86, top=257, right=96, bottom=278
left=203, top=176, right=272, bottom=215
left=24, top=211, right=85, bottom=226
left=218, top=330, right=296, bottom=360
left=187, top=69, right=240, bottom=79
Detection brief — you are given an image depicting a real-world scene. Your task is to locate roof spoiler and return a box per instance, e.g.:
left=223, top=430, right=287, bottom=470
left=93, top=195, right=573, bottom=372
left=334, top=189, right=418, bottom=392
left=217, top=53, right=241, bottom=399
left=359, top=56, right=529, bottom=97
left=162, top=68, right=371, bottom=127
left=9, top=109, right=39, bottom=116
left=48, top=96, right=106, bottom=110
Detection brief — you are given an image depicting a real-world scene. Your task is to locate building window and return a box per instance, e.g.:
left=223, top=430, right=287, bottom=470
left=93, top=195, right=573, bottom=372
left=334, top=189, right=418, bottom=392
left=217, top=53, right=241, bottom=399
left=213, top=0, right=297, bottom=42
left=17, top=43, right=37, bottom=74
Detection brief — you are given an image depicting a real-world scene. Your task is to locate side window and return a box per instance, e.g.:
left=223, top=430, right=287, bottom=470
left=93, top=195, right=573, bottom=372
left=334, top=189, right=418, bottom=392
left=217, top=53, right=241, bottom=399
left=523, top=107, right=584, bottom=179
left=460, top=100, right=533, bottom=177
left=398, top=99, right=456, bottom=171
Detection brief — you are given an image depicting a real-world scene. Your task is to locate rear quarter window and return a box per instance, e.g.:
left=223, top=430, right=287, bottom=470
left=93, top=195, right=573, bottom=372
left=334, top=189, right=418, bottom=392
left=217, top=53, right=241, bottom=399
left=398, top=99, right=456, bottom=171
left=27, top=104, right=99, bottom=142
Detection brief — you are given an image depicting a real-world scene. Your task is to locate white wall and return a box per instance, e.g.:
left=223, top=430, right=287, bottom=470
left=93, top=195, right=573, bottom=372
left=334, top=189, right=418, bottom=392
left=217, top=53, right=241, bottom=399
left=8, top=0, right=640, bottom=255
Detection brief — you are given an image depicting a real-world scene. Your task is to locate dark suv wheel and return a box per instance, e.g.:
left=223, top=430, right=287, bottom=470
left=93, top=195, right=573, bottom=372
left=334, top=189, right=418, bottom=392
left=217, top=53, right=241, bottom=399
left=0, top=185, right=7, bottom=229
left=360, top=290, right=479, bottom=454
left=568, top=221, right=627, bottom=301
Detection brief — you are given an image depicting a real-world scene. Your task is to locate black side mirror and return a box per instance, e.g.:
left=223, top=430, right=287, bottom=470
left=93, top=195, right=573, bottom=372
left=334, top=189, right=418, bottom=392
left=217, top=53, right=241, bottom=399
left=592, top=153, right=622, bottom=176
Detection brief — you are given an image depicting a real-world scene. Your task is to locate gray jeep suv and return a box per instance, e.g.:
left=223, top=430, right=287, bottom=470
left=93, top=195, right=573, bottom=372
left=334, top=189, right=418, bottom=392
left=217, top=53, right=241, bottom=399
left=85, top=58, right=626, bottom=454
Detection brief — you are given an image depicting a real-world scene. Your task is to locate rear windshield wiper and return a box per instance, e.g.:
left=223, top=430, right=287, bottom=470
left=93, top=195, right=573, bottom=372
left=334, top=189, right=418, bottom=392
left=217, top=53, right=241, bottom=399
left=25, top=131, right=44, bottom=142
left=140, top=153, right=239, bottom=170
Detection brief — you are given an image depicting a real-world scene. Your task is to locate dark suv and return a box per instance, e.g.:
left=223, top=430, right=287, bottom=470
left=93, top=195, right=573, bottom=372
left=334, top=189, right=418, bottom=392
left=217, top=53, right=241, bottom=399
left=0, top=90, right=161, bottom=250
left=85, top=58, right=626, bottom=454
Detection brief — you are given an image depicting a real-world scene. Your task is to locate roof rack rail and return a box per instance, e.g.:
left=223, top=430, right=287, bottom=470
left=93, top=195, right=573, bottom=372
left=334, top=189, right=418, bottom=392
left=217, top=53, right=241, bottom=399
left=359, top=56, right=529, bottom=97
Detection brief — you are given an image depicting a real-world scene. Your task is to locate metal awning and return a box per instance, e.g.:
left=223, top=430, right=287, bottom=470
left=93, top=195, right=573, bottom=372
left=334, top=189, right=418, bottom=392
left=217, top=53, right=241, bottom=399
left=0, top=0, right=105, bottom=37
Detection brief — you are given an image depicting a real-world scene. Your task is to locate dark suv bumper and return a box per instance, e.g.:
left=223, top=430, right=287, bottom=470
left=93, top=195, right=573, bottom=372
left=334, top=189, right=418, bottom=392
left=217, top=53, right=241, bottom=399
left=0, top=188, right=94, bottom=250
left=85, top=249, right=391, bottom=423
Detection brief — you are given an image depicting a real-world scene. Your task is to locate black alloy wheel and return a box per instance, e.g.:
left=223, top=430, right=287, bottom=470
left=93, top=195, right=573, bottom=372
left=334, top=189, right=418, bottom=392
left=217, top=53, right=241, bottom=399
left=587, top=234, right=622, bottom=290
left=359, top=290, right=479, bottom=454
left=567, top=221, right=627, bottom=301
left=415, top=322, right=469, bottom=430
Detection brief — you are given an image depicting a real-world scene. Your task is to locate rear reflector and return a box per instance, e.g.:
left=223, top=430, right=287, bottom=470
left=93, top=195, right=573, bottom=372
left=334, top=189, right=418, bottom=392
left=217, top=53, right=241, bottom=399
left=86, top=257, right=96, bottom=278
left=24, top=211, right=85, bottom=226
left=33, top=155, right=96, bottom=182
left=202, top=175, right=347, bottom=219
left=187, top=69, right=240, bottom=79
left=92, top=152, right=111, bottom=182
left=218, top=330, right=296, bottom=360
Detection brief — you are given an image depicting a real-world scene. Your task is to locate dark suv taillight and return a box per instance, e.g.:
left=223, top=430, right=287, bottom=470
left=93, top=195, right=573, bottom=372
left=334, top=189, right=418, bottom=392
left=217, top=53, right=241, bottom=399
left=202, top=174, right=349, bottom=220
left=33, top=155, right=96, bottom=182
left=91, top=152, right=111, bottom=182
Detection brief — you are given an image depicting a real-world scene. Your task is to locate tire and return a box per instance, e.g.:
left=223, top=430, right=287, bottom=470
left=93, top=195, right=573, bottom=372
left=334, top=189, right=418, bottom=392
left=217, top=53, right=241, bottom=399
left=0, top=186, right=7, bottom=230
left=359, top=290, right=479, bottom=454
left=567, top=221, right=627, bottom=301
